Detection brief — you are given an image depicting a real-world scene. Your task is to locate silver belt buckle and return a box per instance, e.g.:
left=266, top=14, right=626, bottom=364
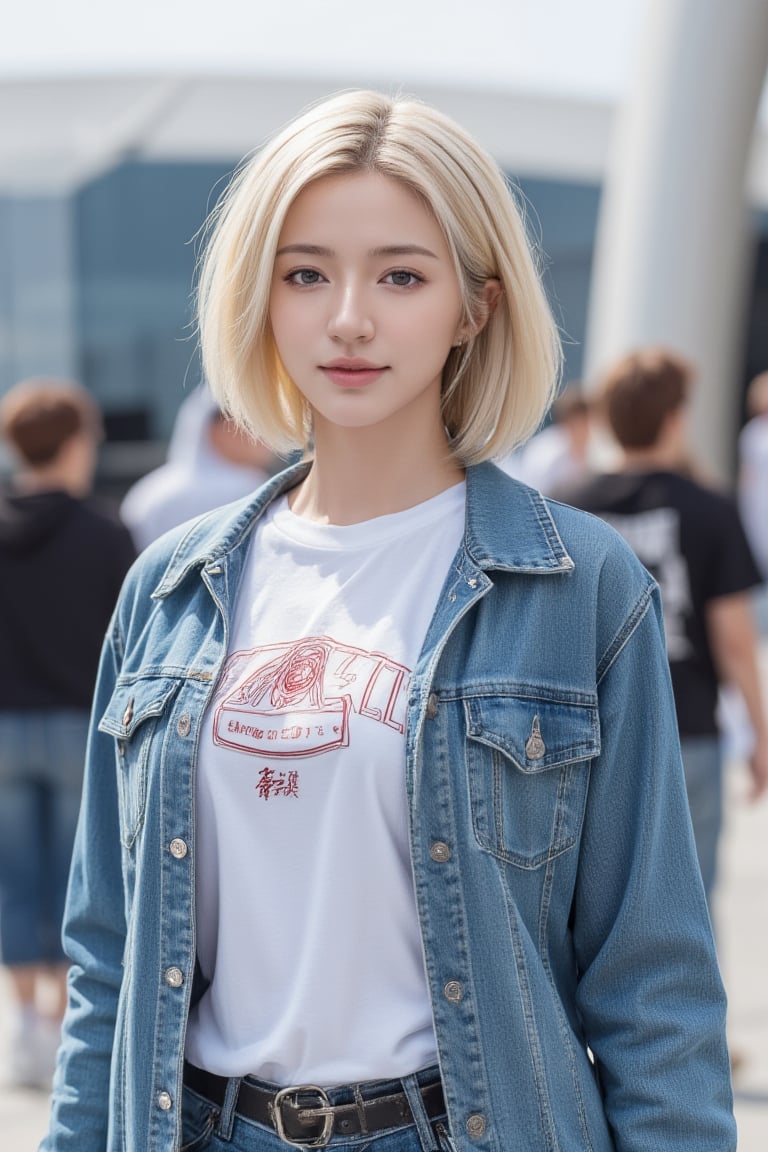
left=272, top=1084, right=334, bottom=1148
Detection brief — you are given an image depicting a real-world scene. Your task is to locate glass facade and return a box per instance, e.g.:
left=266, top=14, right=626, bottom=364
left=75, top=161, right=233, bottom=443
left=0, top=159, right=764, bottom=490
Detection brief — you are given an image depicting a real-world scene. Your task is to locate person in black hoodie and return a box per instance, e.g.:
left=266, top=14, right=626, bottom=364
left=0, top=378, right=135, bottom=1088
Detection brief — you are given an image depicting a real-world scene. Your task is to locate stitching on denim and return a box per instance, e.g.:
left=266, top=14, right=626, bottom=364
left=152, top=510, right=220, bottom=596
left=116, top=718, right=153, bottom=850
left=471, top=730, right=597, bottom=772
left=493, top=748, right=505, bottom=848
left=149, top=706, right=196, bottom=1149
left=466, top=718, right=589, bottom=871
left=499, top=867, right=561, bottom=1152
left=410, top=665, right=493, bottom=1149
left=533, top=494, right=575, bottom=570
left=596, top=580, right=655, bottom=684
left=112, top=618, right=125, bottom=665
left=442, top=684, right=599, bottom=706
left=465, top=695, right=594, bottom=870
left=180, top=1104, right=217, bottom=1152
left=467, top=489, right=575, bottom=572
left=538, top=855, right=595, bottom=1152
left=112, top=667, right=216, bottom=685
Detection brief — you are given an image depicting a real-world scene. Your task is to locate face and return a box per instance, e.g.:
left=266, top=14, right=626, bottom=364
left=269, top=171, right=468, bottom=442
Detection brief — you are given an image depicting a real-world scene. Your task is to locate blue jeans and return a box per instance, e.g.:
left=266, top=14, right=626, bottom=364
left=680, top=735, right=722, bottom=905
left=180, top=1067, right=452, bottom=1152
left=0, top=710, right=88, bottom=965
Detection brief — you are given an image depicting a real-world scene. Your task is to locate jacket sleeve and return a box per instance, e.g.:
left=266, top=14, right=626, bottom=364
left=572, top=582, right=736, bottom=1151
left=40, top=622, right=126, bottom=1152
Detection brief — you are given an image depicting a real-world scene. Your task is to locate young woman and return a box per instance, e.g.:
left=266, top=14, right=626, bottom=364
left=42, top=91, right=735, bottom=1152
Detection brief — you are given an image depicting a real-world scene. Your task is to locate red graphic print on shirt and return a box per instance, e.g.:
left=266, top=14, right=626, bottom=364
left=213, top=636, right=410, bottom=759
left=256, top=767, right=300, bottom=800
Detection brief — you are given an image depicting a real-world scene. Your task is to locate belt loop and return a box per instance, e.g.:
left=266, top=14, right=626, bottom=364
left=402, top=1074, right=438, bottom=1152
left=214, top=1075, right=242, bottom=1142
left=353, top=1084, right=369, bottom=1135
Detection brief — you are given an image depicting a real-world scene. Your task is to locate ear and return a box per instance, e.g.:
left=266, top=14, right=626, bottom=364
left=479, top=278, right=503, bottom=319
left=665, top=403, right=688, bottom=443
left=455, top=278, right=504, bottom=340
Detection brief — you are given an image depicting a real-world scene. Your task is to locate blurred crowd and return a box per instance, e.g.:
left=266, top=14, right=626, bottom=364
left=0, top=350, right=767, bottom=1089
left=501, top=350, right=768, bottom=950
left=0, top=378, right=279, bottom=1088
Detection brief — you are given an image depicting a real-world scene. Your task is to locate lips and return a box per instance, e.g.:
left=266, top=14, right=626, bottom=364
left=323, top=358, right=382, bottom=370
left=320, top=359, right=387, bottom=388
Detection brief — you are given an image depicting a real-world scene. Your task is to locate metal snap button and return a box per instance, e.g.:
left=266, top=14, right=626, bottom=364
left=169, top=838, right=188, bottom=859
left=525, top=714, right=546, bottom=760
left=430, top=842, right=451, bottom=863
left=444, top=980, right=464, bottom=1003
left=122, top=697, right=134, bottom=726
left=176, top=714, right=191, bottom=738
left=426, top=693, right=439, bottom=719
left=466, top=1113, right=486, bottom=1138
left=164, top=967, right=184, bottom=988
left=157, top=1091, right=173, bottom=1111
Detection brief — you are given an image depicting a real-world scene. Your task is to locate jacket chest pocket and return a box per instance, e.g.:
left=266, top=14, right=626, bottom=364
left=99, top=678, right=182, bottom=848
left=464, top=692, right=599, bottom=870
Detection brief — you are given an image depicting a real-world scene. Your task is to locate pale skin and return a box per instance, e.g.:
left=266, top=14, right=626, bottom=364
left=268, top=171, right=500, bottom=525
left=620, top=406, right=768, bottom=801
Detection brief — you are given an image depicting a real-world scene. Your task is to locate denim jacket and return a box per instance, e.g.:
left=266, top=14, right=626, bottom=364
left=42, top=462, right=735, bottom=1152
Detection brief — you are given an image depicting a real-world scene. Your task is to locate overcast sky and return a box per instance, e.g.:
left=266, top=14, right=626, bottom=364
left=2, top=0, right=645, bottom=99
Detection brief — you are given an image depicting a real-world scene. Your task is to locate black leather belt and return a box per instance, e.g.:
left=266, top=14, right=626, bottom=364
left=183, top=1061, right=446, bottom=1148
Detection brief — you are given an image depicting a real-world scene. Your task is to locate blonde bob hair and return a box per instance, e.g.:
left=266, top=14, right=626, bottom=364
left=198, top=90, right=561, bottom=463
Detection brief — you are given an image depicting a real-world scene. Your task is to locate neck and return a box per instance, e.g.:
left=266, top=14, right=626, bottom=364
left=290, top=414, right=464, bottom=525
left=619, top=443, right=680, bottom=472
left=15, top=462, right=87, bottom=498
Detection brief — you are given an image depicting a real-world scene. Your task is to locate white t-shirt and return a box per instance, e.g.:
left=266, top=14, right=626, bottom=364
left=739, top=414, right=768, bottom=578
left=497, top=425, right=586, bottom=496
left=185, top=483, right=465, bottom=1086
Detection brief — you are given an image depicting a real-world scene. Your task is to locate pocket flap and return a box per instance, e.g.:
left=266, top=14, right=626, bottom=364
left=98, top=678, right=181, bottom=740
left=465, top=692, right=600, bottom=773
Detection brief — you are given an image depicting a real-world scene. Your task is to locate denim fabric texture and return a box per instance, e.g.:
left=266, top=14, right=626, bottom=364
left=0, top=709, right=89, bottom=964
left=41, top=462, right=736, bottom=1152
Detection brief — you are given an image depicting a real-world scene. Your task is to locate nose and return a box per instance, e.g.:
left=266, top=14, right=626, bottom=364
left=327, top=283, right=375, bottom=343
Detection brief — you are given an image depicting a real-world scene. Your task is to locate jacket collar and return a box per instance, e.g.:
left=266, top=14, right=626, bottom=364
left=152, top=459, right=573, bottom=599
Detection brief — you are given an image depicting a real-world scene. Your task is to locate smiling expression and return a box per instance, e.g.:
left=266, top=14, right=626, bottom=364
left=269, top=171, right=467, bottom=443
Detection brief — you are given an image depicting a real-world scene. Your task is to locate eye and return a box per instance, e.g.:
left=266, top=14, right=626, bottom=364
left=382, top=270, right=423, bottom=288
left=285, top=268, right=325, bottom=286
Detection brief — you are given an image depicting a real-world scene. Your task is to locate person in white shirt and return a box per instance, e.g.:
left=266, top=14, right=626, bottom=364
left=121, top=385, right=277, bottom=550
left=498, top=385, right=591, bottom=494
left=739, top=371, right=768, bottom=632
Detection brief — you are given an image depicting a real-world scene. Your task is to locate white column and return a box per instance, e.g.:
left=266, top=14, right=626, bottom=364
left=584, top=0, right=768, bottom=479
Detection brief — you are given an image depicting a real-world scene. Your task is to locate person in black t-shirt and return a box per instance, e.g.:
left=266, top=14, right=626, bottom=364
left=0, top=379, right=135, bottom=1087
left=558, top=348, right=768, bottom=905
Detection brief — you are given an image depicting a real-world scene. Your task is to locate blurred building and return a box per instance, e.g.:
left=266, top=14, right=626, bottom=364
left=1, top=53, right=768, bottom=491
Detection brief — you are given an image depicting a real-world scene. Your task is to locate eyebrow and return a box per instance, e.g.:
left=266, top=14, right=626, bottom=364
left=275, top=243, right=439, bottom=259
